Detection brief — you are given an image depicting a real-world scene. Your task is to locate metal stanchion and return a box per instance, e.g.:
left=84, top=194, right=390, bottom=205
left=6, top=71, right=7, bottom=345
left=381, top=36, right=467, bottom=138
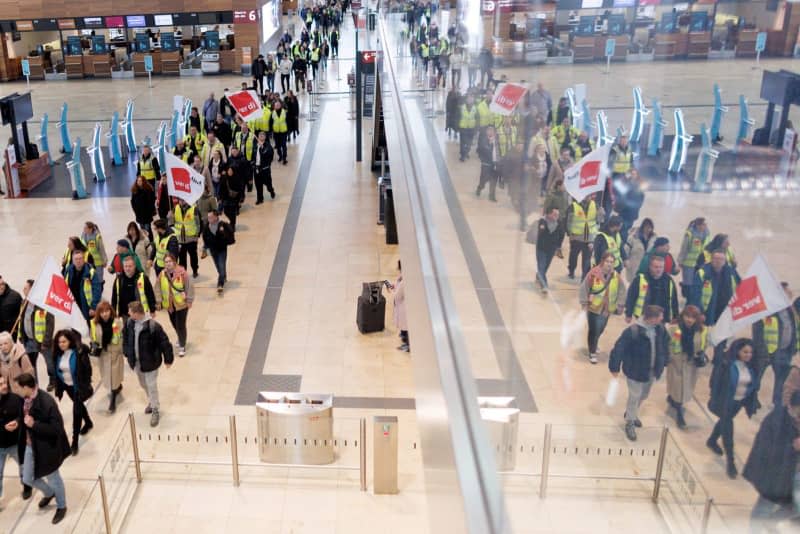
left=701, top=497, right=714, bottom=534
left=128, top=413, right=142, bottom=483
left=539, top=423, right=552, bottom=499
left=229, top=415, right=240, bottom=487
left=359, top=417, right=367, bottom=492
left=652, top=426, right=669, bottom=502
left=98, top=475, right=112, bottom=534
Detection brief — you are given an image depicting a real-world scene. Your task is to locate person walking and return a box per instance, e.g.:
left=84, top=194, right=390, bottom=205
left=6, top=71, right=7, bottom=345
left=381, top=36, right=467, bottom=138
left=125, top=222, right=152, bottom=277
left=696, top=233, right=737, bottom=270
left=387, top=262, right=409, bottom=352
left=593, top=216, right=626, bottom=274
left=89, top=301, right=124, bottom=414
left=111, top=255, right=156, bottom=322
left=566, top=195, right=603, bottom=281
left=122, top=302, right=174, bottom=427
left=666, top=305, right=709, bottom=429
left=170, top=200, right=202, bottom=279
left=202, top=210, right=235, bottom=294
left=203, top=148, right=226, bottom=200
left=637, top=237, right=680, bottom=277
left=623, top=218, right=656, bottom=284
left=149, top=220, right=179, bottom=278
left=458, top=94, right=478, bottom=161
left=707, top=338, right=761, bottom=478
left=609, top=305, right=669, bottom=441
left=219, top=163, right=242, bottom=231
left=753, top=283, right=798, bottom=406
left=689, top=249, right=740, bottom=326
left=63, top=250, right=101, bottom=323
left=202, top=93, right=218, bottom=132
left=270, top=101, right=289, bottom=165
left=18, top=281, right=55, bottom=390
left=136, top=145, right=160, bottom=188
left=0, top=277, right=22, bottom=340
left=251, top=54, right=267, bottom=96
left=80, top=222, right=108, bottom=283
left=279, top=55, right=293, bottom=94
left=253, top=131, right=276, bottom=204
left=677, top=217, right=710, bottom=299
left=0, top=332, right=34, bottom=398
left=155, top=253, right=194, bottom=357
left=107, top=240, right=143, bottom=275
left=52, top=329, right=93, bottom=456
left=0, top=374, right=29, bottom=501
left=476, top=126, right=500, bottom=202
left=285, top=91, right=300, bottom=142
left=580, top=251, right=626, bottom=364
left=613, top=169, right=645, bottom=242
left=533, top=206, right=565, bottom=294
left=16, top=372, right=70, bottom=524
left=196, top=180, right=219, bottom=228
left=626, top=255, right=679, bottom=323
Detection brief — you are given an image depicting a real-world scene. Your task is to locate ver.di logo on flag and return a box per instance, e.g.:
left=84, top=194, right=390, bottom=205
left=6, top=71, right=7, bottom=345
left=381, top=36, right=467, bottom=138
left=170, top=168, right=192, bottom=194
left=579, top=161, right=601, bottom=188
left=45, top=274, right=74, bottom=315
left=729, top=276, right=767, bottom=321
left=494, top=84, right=526, bottom=112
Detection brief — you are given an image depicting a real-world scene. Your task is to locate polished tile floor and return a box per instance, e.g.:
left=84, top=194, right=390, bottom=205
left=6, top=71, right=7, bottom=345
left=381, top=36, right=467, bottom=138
left=1, top=10, right=799, bottom=534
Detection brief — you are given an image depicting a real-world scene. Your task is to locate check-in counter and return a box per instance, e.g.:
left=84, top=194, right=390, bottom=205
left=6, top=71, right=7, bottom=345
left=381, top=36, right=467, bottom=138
left=64, top=55, right=84, bottom=79
left=132, top=51, right=162, bottom=76
left=19, top=154, right=51, bottom=192
left=736, top=29, right=758, bottom=58
left=688, top=31, right=711, bottom=59
left=597, top=35, right=629, bottom=61
left=92, top=54, right=112, bottom=78
left=655, top=33, right=678, bottom=60
left=161, top=51, right=181, bottom=75
left=572, top=35, right=595, bottom=63
left=218, top=49, right=235, bottom=73
left=25, top=56, right=45, bottom=80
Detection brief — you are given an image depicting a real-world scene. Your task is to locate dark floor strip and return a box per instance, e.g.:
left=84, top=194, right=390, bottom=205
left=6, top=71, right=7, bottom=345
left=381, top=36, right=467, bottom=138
left=235, top=102, right=325, bottom=405
left=417, top=98, right=538, bottom=413
left=334, top=397, right=416, bottom=410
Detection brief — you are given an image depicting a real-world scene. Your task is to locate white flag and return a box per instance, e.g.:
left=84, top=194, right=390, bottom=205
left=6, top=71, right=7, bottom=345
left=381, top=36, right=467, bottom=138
left=27, top=256, right=89, bottom=336
left=563, top=143, right=612, bottom=202
left=164, top=152, right=205, bottom=205
left=489, top=82, right=528, bottom=116
left=710, top=254, right=791, bottom=345
left=225, top=89, right=263, bottom=122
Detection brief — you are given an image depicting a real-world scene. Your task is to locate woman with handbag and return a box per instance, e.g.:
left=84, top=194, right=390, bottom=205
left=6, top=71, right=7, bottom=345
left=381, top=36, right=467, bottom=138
left=666, top=305, right=709, bottom=430
left=53, top=330, right=93, bottom=456
left=89, top=301, right=124, bottom=414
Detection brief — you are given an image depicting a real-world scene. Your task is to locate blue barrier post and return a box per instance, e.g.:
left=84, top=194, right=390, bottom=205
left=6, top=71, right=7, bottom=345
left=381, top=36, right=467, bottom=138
left=58, top=103, right=72, bottom=154
left=709, top=84, right=728, bottom=143
left=67, top=137, right=87, bottom=199
left=648, top=99, right=666, bottom=157
left=108, top=111, right=123, bottom=166
left=38, top=113, right=52, bottom=165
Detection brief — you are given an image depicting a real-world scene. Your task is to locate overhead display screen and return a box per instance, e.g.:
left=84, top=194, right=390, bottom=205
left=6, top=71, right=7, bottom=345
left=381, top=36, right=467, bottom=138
left=154, top=14, right=174, bottom=26
left=126, top=15, right=146, bottom=28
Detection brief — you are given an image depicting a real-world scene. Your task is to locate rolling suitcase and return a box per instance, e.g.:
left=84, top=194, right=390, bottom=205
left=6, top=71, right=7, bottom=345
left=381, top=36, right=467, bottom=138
left=357, top=281, right=386, bottom=333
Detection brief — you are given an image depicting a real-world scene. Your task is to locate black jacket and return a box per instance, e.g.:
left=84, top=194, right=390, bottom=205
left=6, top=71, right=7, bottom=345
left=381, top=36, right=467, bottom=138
left=18, top=303, right=54, bottom=353
left=743, top=406, right=799, bottom=503
left=625, top=272, right=679, bottom=322
left=202, top=221, right=235, bottom=253
left=708, top=346, right=760, bottom=419
left=212, top=120, right=232, bottom=148
left=122, top=318, right=174, bottom=373
left=254, top=142, right=274, bottom=171
left=17, top=389, right=71, bottom=479
left=477, top=135, right=499, bottom=166
left=54, top=344, right=94, bottom=402
left=252, top=58, right=267, bottom=78
left=609, top=323, right=670, bottom=382
left=0, top=392, right=21, bottom=448
left=131, top=187, right=156, bottom=225
left=111, top=272, right=156, bottom=318
left=0, top=285, right=22, bottom=336
left=535, top=217, right=565, bottom=254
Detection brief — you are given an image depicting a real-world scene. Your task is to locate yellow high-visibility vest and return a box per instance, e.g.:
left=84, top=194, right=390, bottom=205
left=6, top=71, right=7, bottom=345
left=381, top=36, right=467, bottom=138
left=568, top=201, right=598, bottom=239
left=612, top=145, right=632, bottom=174
left=588, top=273, right=620, bottom=314
left=114, top=273, right=151, bottom=315
left=632, top=273, right=674, bottom=318
left=139, top=157, right=156, bottom=180
left=459, top=105, right=477, bottom=129
left=272, top=109, right=288, bottom=133
left=174, top=205, right=199, bottom=240
left=477, top=101, right=492, bottom=128
left=762, top=314, right=800, bottom=354
left=498, top=126, right=518, bottom=157
left=160, top=271, right=187, bottom=310
left=697, top=269, right=738, bottom=312
left=154, top=232, right=176, bottom=268
left=598, top=231, right=622, bottom=270
left=65, top=267, right=96, bottom=306
left=33, top=309, right=47, bottom=343
left=235, top=131, right=255, bottom=161
left=682, top=230, right=709, bottom=268
left=90, top=319, right=121, bottom=346
left=668, top=325, right=708, bottom=355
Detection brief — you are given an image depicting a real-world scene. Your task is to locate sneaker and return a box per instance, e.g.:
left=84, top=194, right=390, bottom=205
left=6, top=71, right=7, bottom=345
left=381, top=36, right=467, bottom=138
left=726, top=460, right=738, bottom=479
left=217, top=286, right=224, bottom=294
left=397, top=344, right=409, bottom=352
left=624, top=423, right=637, bottom=441
left=588, top=353, right=598, bottom=364
left=46, top=379, right=55, bottom=392
left=675, top=409, right=688, bottom=430
left=706, top=437, right=723, bottom=456
left=567, top=272, right=575, bottom=280
left=623, top=413, right=642, bottom=427
left=79, top=421, right=93, bottom=435
left=39, top=494, right=54, bottom=508
left=52, top=508, right=67, bottom=525
left=22, top=485, right=32, bottom=500
left=271, top=191, right=276, bottom=199
left=192, top=271, right=198, bottom=278
left=150, top=410, right=160, bottom=427
left=178, top=346, right=186, bottom=357
left=70, top=442, right=79, bottom=456
left=144, top=405, right=153, bottom=414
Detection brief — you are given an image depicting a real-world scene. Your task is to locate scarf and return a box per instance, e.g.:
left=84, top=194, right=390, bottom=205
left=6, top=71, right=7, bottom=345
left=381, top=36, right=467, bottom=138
left=98, top=317, right=114, bottom=349
left=679, top=321, right=695, bottom=356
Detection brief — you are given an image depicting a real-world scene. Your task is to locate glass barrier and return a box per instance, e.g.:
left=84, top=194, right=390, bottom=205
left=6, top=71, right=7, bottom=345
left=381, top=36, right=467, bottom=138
left=69, top=479, right=105, bottom=534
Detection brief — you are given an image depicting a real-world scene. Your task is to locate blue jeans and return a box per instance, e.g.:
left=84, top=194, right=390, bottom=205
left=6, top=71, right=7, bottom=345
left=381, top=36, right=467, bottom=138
left=0, top=444, right=22, bottom=498
left=22, top=445, right=66, bottom=509
left=211, top=249, right=228, bottom=288
left=536, top=248, right=556, bottom=288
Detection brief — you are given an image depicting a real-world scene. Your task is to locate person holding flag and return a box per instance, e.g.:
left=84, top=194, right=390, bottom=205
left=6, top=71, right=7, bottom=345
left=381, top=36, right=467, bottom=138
left=566, top=195, right=603, bottom=281
left=752, top=283, right=798, bottom=406
left=626, top=255, right=680, bottom=324
left=63, top=250, right=102, bottom=322
left=689, top=250, right=741, bottom=326
left=169, top=199, right=202, bottom=279
left=18, top=280, right=55, bottom=390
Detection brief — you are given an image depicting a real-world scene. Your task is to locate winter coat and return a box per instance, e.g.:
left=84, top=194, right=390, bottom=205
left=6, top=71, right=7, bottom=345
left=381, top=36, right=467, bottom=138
left=122, top=318, right=174, bottom=373
left=111, top=271, right=157, bottom=317
left=17, top=389, right=70, bottom=479
left=609, top=322, right=669, bottom=382
left=196, top=191, right=218, bottom=226
left=784, top=353, right=800, bottom=432
left=445, top=91, right=461, bottom=131
left=202, top=220, right=235, bottom=254
left=0, top=342, right=35, bottom=397
left=742, top=405, right=798, bottom=503
left=64, top=263, right=102, bottom=319
left=689, top=263, right=741, bottom=326
left=707, top=348, right=760, bottom=419
left=0, top=284, right=22, bottom=335
left=624, top=228, right=656, bottom=283
left=54, top=345, right=94, bottom=403
left=128, top=235, right=153, bottom=277
left=131, top=187, right=156, bottom=226
left=535, top=217, right=565, bottom=255
left=18, top=302, right=54, bottom=355
left=0, top=392, right=21, bottom=448
left=392, top=277, right=408, bottom=331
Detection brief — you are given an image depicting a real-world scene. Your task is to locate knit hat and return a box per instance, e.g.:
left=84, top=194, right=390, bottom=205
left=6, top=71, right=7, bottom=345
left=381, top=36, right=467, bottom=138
left=654, top=237, right=670, bottom=248
left=116, top=239, right=131, bottom=249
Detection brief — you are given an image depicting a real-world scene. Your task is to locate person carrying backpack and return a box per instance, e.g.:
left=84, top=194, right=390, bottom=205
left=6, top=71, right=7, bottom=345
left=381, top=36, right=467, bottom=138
left=202, top=210, right=235, bottom=294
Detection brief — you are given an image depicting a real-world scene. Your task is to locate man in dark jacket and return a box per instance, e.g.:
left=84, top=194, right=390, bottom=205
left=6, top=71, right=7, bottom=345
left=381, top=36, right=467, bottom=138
left=19, top=280, right=55, bottom=390
left=251, top=54, right=266, bottom=96
left=122, top=302, right=173, bottom=427
left=0, top=375, right=29, bottom=499
left=111, top=256, right=157, bottom=321
left=211, top=113, right=232, bottom=149
left=253, top=131, right=275, bottom=204
left=594, top=216, right=626, bottom=274
left=476, top=126, right=500, bottom=202
left=626, top=255, right=679, bottom=323
left=16, top=372, right=70, bottom=524
left=63, top=250, right=102, bottom=321
left=202, top=210, right=235, bottom=293
left=609, top=305, right=669, bottom=441
left=534, top=206, right=565, bottom=294
left=689, top=250, right=740, bottom=326
left=0, top=276, right=22, bottom=339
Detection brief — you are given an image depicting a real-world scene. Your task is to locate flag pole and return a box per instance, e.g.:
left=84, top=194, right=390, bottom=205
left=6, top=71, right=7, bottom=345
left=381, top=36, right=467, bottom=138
left=10, top=297, right=30, bottom=339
